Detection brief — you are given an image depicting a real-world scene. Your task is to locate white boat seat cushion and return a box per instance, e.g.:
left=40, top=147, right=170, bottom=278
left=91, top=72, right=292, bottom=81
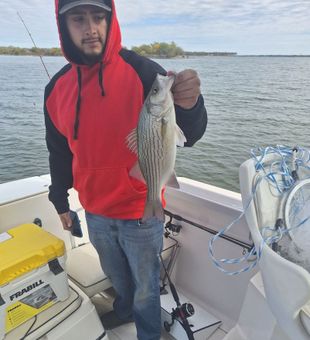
left=66, top=243, right=112, bottom=297
left=66, top=237, right=177, bottom=298
left=300, top=304, right=310, bottom=335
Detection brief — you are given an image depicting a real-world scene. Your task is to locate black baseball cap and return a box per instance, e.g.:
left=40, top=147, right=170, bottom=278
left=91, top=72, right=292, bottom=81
left=59, top=0, right=111, bottom=15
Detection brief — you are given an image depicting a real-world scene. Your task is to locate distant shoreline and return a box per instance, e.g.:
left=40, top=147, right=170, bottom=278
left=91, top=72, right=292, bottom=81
left=0, top=46, right=237, bottom=57
left=239, top=55, right=310, bottom=57
left=0, top=47, right=309, bottom=58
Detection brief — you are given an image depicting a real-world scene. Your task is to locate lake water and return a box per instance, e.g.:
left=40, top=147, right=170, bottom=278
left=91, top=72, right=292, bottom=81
left=0, top=55, right=309, bottom=192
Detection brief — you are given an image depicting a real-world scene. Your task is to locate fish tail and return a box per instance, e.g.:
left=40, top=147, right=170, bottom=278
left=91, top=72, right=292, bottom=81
left=142, top=199, right=165, bottom=223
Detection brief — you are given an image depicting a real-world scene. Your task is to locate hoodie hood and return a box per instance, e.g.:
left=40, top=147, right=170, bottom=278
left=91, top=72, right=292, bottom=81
left=55, top=0, right=122, bottom=66
left=54, top=0, right=122, bottom=139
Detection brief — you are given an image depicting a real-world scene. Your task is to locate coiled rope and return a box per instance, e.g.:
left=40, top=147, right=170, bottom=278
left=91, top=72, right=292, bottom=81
left=208, top=145, right=310, bottom=275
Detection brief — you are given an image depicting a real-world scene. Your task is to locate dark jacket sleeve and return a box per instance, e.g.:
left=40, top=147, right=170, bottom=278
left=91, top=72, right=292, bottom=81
left=44, top=87, right=73, bottom=214
left=175, top=94, right=207, bottom=146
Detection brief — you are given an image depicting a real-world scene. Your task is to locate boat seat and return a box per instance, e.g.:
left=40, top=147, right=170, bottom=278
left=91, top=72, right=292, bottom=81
left=66, top=243, right=112, bottom=298
left=300, top=304, right=310, bottom=335
left=66, top=236, right=178, bottom=298
left=239, top=156, right=310, bottom=340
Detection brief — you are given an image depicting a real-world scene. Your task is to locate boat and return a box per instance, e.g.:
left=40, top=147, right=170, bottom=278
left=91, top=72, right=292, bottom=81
left=1, top=146, right=310, bottom=339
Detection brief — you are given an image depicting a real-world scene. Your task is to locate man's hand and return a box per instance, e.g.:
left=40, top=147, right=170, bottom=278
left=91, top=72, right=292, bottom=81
left=59, top=212, right=72, bottom=231
left=170, top=69, right=201, bottom=109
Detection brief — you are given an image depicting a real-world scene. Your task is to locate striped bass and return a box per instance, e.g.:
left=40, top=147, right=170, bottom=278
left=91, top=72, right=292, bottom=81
left=127, top=73, right=186, bottom=222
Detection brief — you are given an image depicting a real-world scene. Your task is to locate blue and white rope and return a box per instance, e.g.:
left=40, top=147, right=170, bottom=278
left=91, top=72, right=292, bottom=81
left=208, top=145, right=310, bottom=276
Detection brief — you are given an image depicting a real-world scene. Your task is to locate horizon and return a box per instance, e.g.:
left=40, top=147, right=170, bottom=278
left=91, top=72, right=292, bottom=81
left=0, top=1, right=310, bottom=55
left=1, top=46, right=310, bottom=57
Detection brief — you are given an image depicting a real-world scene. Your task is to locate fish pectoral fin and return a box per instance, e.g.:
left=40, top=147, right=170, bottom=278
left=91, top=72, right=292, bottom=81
left=166, top=171, right=180, bottom=189
left=129, top=161, right=146, bottom=184
left=126, top=128, right=138, bottom=154
left=175, top=125, right=187, bottom=147
left=162, top=117, right=169, bottom=124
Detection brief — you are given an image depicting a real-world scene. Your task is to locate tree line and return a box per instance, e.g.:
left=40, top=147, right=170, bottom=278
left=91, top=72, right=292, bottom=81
left=0, top=43, right=236, bottom=58
left=131, top=42, right=184, bottom=58
left=0, top=46, right=62, bottom=56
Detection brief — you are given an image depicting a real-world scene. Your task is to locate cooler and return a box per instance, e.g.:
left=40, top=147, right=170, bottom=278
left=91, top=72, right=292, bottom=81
left=0, top=223, right=69, bottom=339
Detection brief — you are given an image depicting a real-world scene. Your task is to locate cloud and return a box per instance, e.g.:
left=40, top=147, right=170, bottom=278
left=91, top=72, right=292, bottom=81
left=0, top=0, right=58, bottom=47
left=0, top=0, right=309, bottom=54
left=117, top=0, right=310, bottom=53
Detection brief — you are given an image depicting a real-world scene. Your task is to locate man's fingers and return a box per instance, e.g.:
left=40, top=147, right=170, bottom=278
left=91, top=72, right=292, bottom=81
left=172, top=76, right=200, bottom=93
left=172, top=87, right=200, bottom=101
left=174, top=69, right=199, bottom=83
left=169, top=68, right=201, bottom=109
left=59, top=212, right=72, bottom=231
left=174, top=98, right=199, bottom=109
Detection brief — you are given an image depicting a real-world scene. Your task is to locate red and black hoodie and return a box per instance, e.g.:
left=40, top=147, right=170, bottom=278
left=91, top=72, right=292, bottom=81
left=44, top=0, right=208, bottom=219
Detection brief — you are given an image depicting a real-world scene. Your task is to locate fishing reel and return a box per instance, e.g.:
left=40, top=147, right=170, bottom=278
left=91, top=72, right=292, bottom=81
left=164, top=214, right=182, bottom=237
left=160, top=244, right=195, bottom=339
left=163, top=302, right=195, bottom=333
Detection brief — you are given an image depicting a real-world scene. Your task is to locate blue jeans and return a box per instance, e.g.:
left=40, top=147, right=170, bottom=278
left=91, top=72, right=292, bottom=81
left=85, top=212, right=163, bottom=340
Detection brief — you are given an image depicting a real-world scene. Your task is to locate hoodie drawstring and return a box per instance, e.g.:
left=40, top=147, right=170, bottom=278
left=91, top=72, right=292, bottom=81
left=98, top=61, right=105, bottom=96
left=73, top=67, right=82, bottom=140
left=73, top=63, right=105, bottom=140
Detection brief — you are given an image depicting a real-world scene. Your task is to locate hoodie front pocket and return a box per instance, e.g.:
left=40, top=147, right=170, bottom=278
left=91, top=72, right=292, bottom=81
left=73, top=167, right=147, bottom=218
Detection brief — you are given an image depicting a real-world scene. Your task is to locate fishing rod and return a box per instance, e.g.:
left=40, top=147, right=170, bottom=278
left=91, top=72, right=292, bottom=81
left=17, top=11, right=51, bottom=80
left=160, top=253, right=195, bottom=340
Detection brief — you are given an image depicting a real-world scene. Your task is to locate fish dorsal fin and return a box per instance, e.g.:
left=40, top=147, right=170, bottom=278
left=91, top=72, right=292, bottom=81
left=126, top=128, right=138, bottom=155
left=175, top=125, right=187, bottom=147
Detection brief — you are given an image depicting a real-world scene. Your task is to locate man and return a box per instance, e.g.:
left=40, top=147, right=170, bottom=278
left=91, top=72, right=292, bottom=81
left=44, top=0, right=207, bottom=339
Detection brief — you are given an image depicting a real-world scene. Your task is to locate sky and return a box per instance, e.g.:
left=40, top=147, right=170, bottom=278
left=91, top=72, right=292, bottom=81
left=0, top=0, right=309, bottom=55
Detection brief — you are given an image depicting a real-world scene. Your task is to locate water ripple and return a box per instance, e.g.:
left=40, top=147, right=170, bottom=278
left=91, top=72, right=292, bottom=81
left=1, top=55, right=310, bottom=192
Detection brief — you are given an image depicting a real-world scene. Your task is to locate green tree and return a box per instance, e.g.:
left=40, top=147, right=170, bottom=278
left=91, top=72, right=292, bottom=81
left=131, top=42, right=184, bottom=58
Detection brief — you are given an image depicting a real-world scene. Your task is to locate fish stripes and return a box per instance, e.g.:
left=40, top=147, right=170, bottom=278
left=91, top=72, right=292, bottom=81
left=127, top=73, right=185, bottom=222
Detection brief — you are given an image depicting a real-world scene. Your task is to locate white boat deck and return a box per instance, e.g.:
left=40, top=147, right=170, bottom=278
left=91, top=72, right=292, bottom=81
left=107, top=324, right=227, bottom=340
left=91, top=288, right=227, bottom=340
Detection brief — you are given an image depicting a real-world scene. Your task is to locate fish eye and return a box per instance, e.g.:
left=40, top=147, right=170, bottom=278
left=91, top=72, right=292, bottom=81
left=152, top=87, right=159, bottom=95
